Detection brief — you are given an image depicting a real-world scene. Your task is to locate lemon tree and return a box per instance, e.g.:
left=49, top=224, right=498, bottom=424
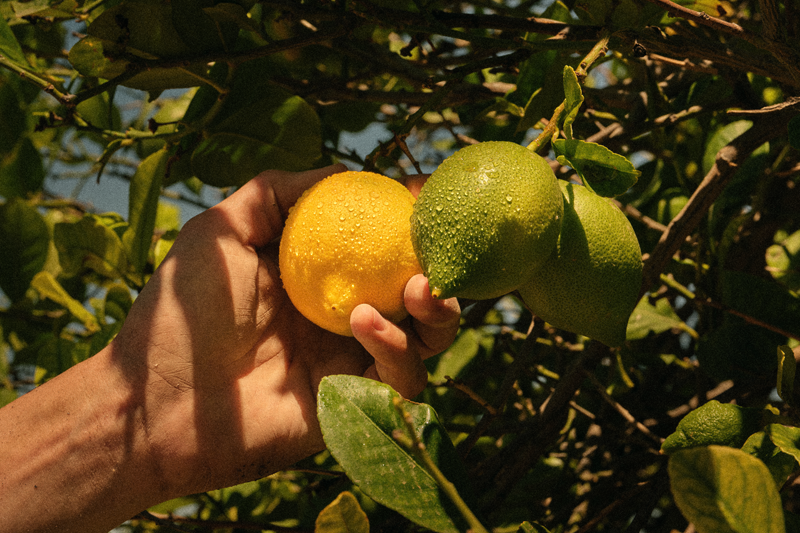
left=3, top=2, right=800, bottom=533
left=279, top=171, right=421, bottom=336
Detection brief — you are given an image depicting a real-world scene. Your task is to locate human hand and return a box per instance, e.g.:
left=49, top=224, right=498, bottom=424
left=113, top=164, right=461, bottom=499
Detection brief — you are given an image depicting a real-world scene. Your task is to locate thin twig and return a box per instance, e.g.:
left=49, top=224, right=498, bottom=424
left=583, top=372, right=664, bottom=446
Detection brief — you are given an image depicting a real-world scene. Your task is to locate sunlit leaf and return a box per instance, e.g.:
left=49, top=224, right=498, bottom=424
left=741, top=431, right=799, bottom=487
left=765, top=423, right=800, bottom=465
left=627, top=296, right=694, bottom=340
left=0, top=12, right=28, bottom=66
left=317, top=375, right=472, bottom=533
left=553, top=139, right=640, bottom=197
left=54, top=214, right=129, bottom=279
left=315, top=491, right=369, bottom=533
left=669, top=446, right=786, bottom=533
left=777, top=346, right=796, bottom=404
left=30, top=271, right=99, bottom=333
left=153, top=229, right=178, bottom=271
left=561, top=65, right=583, bottom=140
left=123, top=149, right=168, bottom=274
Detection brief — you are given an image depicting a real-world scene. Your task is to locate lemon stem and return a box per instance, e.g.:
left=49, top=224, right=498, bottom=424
left=430, top=287, right=443, bottom=299
left=526, top=31, right=610, bottom=154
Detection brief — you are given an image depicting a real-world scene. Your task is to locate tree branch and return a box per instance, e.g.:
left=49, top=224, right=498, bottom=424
left=640, top=99, right=800, bottom=295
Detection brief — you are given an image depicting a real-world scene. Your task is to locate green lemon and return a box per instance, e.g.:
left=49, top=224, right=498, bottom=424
left=410, top=141, right=563, bottom=300
left=661, top=400, right=764, bottom=453
left=518, top=181, right=642, bottom=347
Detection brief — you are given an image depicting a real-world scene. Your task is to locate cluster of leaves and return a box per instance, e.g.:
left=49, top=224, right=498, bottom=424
left=3, top=0, right=800, bottom=532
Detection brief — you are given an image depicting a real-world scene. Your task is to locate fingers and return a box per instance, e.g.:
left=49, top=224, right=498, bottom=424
left=401, top=174, right=429, bottom=198
left=351, top=304, right=429, bottom=399
left=404, top=274, right=461, bottom=358
left=208, top=164, right=347, bottom=248
left=350, top=275, right=460, bottom=398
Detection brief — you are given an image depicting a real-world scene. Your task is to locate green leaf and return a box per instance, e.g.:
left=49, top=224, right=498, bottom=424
left=789, top=115, right=800, bottom=150
left=0, top=136, right=45, bottom=198
left=317, top=375, right=471, bottom=533
left=765, top=424, right=800, bottom=465
left=30, top=271, right=99, bottom=333
left=518, top=521, right=552, bottom=533
left=777, top=346, right=796, bottom=404
left=11, top=0, right=77, bottom=19
left=741, top=431, right=799, bottom=487
left=0, top=83, right=27, bottom=155
left=0, top=198, right=49, bottom=302
left=0, top=12, right=28, bottom=66
left=702, top=120, right=767, bottom=176
left=627, top=296, right=694, bottom=340
left=561, top=65, right=583, bottom=140
left=67, top=36, right=129, bottom=80
left=123, top=149, right=168, bottom=274
left=552, top=139, right=640, bottom=197
left=428, top=328, right=482, bottom=383
left=0, top=387, right=16, bottom=408
left=669, top=446, right=786, bottom=533
left=154, top=229, right=178, bottom=270
left=766, top=229, right=800, bottom=292
left=661, top=400, right=763, bottom=454
left=54, top=214, right=129, bottom=279
left=192, top=132, right=317, bottom=187
left=315, top=491, right=369, bottom=533
left=103, top=283, right=134, bottom=323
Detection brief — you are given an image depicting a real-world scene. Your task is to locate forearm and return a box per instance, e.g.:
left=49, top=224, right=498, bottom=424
left=0, top=344, right=167, bottom=533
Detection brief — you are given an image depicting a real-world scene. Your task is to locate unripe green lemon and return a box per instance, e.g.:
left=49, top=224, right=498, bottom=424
left=410, top=141, right=563, bottom=300
left=661, top=400, right=763, bottom=453
left=518, top=181, right=642, bottom=347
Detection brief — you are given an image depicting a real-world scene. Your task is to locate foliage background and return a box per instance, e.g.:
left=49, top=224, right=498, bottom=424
left=2, top=0, right=800, bottom=532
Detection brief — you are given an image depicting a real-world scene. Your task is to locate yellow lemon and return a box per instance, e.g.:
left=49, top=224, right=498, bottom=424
left=279, top=171, right=422, bottom=336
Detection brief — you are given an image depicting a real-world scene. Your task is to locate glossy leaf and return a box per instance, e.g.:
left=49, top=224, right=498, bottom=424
left=317, top=375, right=471, bottom=533
left=31, top=272, right=99, bottom=333
left=552, top=139, right=640, bottom=197
left=0, top=198, right=49, bottom=302
left=669, top=445, right=786, bottom=533
left=561, top=65, right=583, bottom=140
left=315, top=491, right=369, bottom=533
left=123, top=149, right=168, bottom=274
